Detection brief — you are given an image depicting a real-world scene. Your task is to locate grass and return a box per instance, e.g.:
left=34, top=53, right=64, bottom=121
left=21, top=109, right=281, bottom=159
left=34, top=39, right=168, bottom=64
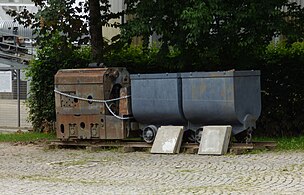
left=176, top=169, right=196, bottom=173
left=21, top=175, right=104, bottom=184
left=253, top=135, right=304, bottom=151
left=276, top=136, right=304, bottom=151
left=0, top=132, right=56, bottom=143
left=48, top=159, right=88, bottom=166
left=1, top=131, right=304, bottom=152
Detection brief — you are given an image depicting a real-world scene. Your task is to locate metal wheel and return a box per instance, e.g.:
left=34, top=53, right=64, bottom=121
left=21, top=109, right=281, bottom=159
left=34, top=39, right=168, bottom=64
left=234, top=128, right=253, bottom=143
left=142, top=125, right=158, bottom=143
left=195, top=128, right=203, bottom=143
left=246, top=128, right=253, bottom=144
left=183, top=129, right=196, bottom=143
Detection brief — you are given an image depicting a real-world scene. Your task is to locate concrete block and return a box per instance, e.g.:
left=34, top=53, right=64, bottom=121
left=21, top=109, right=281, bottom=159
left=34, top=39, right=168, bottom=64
left=198, top=125, right=232, bottom=155
left=151, top=126, right=184, bottom=154
left=174, top=128, right=184, bottom=153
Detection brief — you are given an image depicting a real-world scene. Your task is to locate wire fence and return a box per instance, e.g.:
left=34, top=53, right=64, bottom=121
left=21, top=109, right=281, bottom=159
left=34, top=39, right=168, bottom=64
left=0, top=99, right=31, bottom=129
left=0, top=68, right=32, bottom=130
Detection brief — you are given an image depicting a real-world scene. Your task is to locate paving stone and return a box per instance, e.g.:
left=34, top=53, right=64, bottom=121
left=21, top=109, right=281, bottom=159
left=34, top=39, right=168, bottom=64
left=151, top=126, right=184, bottom=154
left=198, top=125, right=232, bottom=155
left=1, top=141, right=304, bottom=194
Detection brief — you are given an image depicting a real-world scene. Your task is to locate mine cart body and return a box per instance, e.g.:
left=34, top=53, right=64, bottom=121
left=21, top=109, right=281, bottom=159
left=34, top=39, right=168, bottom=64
left=130, top=73, right=186, bottom=126
left=130, top=70, right=261, bottom=135
left=181, top=71, right=261, bottom=134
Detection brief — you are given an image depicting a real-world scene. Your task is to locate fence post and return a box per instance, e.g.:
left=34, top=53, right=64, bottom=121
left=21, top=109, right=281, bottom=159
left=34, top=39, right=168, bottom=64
left=17, top=69, right=20, bottom=128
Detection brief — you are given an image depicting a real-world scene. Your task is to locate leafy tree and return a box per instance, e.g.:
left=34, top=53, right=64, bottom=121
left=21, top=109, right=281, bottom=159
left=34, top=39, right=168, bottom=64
left=257, top=41, right=304, bottom=136
left=8, top=0, right=122, bottom=62
left=122, top=0, right=304, bottom=71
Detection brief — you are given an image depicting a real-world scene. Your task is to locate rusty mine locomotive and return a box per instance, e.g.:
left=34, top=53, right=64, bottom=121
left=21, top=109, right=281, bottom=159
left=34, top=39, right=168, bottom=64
left=54, top=67, right=261, bottom=143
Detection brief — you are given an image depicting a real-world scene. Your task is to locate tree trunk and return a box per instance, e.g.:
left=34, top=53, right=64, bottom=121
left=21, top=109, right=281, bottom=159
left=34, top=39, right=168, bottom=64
left=89, top=0, right=104, bottom=64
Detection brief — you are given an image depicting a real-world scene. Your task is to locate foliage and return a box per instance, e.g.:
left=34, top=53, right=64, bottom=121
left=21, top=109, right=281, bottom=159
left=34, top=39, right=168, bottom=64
left=122, top=0, right=304, bottom=71
left=7, top=0, right=122, bottom=61
left=105, top=45, right=157, bottom=72
left=253, top=136, right=304, bottom=151
left=276, top=136, right=304, bottom=151
left=104, top=44, right=182, bottom=73
left=256, top=41, right=304, bottom=137
left=8, top=0, right=88, bottom=45
left=26, top=33, right=90, bottom=131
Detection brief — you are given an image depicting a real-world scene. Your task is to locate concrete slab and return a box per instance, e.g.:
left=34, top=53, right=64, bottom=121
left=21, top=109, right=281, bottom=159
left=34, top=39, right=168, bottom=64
left=174, top=128, right=184, bottom=153
left=151, top=126, right=184, bottom=154
left=198, top=125, right=232, bottom=155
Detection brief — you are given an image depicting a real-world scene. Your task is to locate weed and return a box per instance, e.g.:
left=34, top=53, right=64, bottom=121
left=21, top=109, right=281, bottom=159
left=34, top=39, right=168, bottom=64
left=0, top=132, right=56, bottom=143
left=176, top=169, right=196, bottom=173
left=21, top=175, right=105, bottom=184
left=253, top=135, right=304, bottom=151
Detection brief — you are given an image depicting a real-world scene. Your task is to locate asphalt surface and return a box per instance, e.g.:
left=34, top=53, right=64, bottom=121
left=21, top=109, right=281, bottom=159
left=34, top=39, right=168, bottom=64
left=0, top=142, right=304, bottom=194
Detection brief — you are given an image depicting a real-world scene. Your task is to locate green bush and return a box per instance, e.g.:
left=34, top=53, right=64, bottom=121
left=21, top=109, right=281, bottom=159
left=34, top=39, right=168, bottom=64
left=104, top=45, right=185, bottom=73
left=104, top=45, right=158, bottom=72
left=26, top=34, right=91, bottom=131
left=256, top=41, right=304, bottom=136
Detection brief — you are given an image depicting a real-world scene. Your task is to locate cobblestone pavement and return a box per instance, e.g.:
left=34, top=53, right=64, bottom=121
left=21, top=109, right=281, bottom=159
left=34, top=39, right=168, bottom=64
left=0, top=143, right=304, bottom=195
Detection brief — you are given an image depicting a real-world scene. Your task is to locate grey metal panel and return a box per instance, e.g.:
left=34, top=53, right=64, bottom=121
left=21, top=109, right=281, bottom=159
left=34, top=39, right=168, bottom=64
left=0, top=58, right=28, bottom=69
left=234, top=74, right=261, bottom=126
left=0, top=20, right=33, bottom=38
left=130, top=73, right=186, bottom=125
left=182, top=75, right=237, bottom=124
left=181, top=70, right=260, bottom=78
left=181, top=70, right=261, bottom=134
left=131, top=73, right=181, bottom=80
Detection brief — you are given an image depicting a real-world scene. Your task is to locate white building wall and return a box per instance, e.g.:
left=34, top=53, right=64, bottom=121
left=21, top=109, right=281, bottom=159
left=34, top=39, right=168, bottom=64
left=289, top=0, right=304, bottom=7
left=0, top=0, right=36, bottom=21
left=103, top=0, right=124, bottom=42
